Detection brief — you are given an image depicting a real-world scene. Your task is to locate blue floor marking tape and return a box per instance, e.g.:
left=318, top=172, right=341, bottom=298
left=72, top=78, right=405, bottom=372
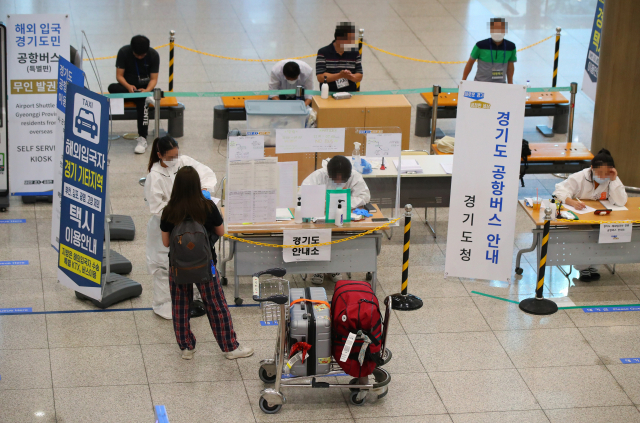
left=260, top=321, right=278, bottom=326
left=0, top=303, right=258, bottom=316
left=583, top=306, right=640, bottom=313
left=0, top=308, right=33, bottom=314
left=620, top=358, right=640, bottom=364
left=0, top=261, right=29, bottom=266
left=155, top=405, right=170, bottom=423
left=0, top=219, right=26, bottom=223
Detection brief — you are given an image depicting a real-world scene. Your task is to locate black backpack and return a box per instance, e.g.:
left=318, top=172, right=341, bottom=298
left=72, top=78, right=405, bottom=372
left=520, top=139, right=532, bottom=187
left=169, top=218, right=213, bottom=285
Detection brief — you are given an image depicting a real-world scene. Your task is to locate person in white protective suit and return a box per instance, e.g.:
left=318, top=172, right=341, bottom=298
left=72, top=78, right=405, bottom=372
left=553, top=148, right=627, bottom=282
left=302, top=155, right=371, bottom=285
left=144, top=135, right=218, bottom=319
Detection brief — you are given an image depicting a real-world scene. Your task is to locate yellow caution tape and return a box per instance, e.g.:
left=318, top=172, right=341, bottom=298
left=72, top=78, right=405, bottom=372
left=223, top=216, right=402, bottom=248
left=84, top=43, right=170, bottom=61
left=175, top=44, right=317, bottom=62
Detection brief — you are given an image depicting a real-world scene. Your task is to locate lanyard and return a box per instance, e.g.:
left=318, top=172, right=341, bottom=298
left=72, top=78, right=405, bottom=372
left=134, top=57, right=147, bottom=77
left=489, top=40, right=507, bottom=65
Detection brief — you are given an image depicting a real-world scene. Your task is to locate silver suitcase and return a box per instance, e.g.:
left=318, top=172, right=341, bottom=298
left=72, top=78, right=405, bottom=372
left=289, top=287, right=332, bottom=376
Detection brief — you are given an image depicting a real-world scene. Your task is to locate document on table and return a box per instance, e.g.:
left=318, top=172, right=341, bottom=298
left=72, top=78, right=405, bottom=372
left=277, top=161, right=297, bottom=209
left=227, top=191, right=253, bottom=223
left=600, top=199, right=628, bottom=211
left=252, top=190, right=277, bottom=222
left=299, top=184, right=326, bottom=218
left=393, top=159, right=423, bottom=174
left=563, top=203, right=597, bottom=215
left=228, top=136, right=265, bottom=161
left=254, top=158, right=278, bottom=190
left=440, top=162, right=453, bottom=174
left=227, top=161, right=254, bottom=192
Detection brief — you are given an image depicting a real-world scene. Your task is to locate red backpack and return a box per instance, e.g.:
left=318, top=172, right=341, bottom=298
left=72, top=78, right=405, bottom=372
left=331, top=280, right=384, bottom=378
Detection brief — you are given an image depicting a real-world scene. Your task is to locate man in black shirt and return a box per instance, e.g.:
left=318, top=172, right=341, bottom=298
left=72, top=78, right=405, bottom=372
left=316, top=22, right=363, bottom=93
left=108, top=35, right=160, bottom=154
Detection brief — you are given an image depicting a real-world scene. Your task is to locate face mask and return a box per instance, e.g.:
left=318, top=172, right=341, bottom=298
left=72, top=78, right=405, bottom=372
left=286, top=78, right=298, bottom=85
left=329, top=182, right=346, bottom=190
left=593, top=175, right=609, bottom=184
left=344, top=43, right=358, bottom=51
left=491, top=33, right=505, bottom=42
left=163, top=158, right=179, bottom=173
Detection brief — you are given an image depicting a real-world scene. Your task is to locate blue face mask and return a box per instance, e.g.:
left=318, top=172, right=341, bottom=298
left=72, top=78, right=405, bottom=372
left=593, top=175, right=609, bottom=185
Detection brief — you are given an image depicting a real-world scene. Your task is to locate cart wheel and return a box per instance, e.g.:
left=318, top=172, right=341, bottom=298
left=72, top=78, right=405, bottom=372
left=234, top=297, right=243, bottom=306
left=348, top=378, right=360, bottom=392
left=0, top=208, right=6, bottom=213
left=376, top=386, right=389, bottom=400
left=515, top=267, right=523, bottom=275
left=366, top=272, right=372, bottom=281
left=350, top=391, right=366, bottom=406
left=380, top=348, right=392, bottom=366
left=259, top=367, right=276, bottom=384
left=259, top=397, right=282, bottom=414
left=221, top=277, right=228, bottom=286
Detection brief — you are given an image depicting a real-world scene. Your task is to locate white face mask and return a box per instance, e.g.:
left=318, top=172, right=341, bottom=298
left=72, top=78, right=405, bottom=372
left=491, top=32, right=505, bottom=42
left=286, top=78, right=298, bottom=85
left=329, top=181, right=346, bottom=190
left=163, top=158, right=179, bottom=173
left=344, top=43, right=358, bottom=52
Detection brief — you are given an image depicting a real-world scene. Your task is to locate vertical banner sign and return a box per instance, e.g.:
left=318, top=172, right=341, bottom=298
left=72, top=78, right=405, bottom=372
left=445, top=81, right=526, bottom=282
left=6, top=14, right=69, bottom=196
left=57, top=83, right=108, bottom=301
left=1, top=24, right=8, bottom=199
left=51, top=56, right=84, bottom=250
left=582, top=0, right=604, bottom=102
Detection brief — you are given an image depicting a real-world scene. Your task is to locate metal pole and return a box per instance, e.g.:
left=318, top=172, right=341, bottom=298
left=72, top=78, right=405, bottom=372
left=390, top=204, right=423, bottom=311
left=552, top=27, right=561, bottom=87
left=169, top=30, right=175, bottom=93
left=519, top=220, right=558, bottom=315
left=153, top=87, right=162, bottom=139
left=567, top=82, right=577, bottom=144
left=429, top=85, right=440, bottom=154
left=356, top=28, right=363, bottom=91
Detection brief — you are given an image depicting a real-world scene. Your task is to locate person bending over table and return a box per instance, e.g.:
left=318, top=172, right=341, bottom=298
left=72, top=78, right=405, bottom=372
left=553, top=148, right=627, bottom=282
left=268, top=60, right=314, bottom=106
left=316, top=22, right=363, bottom=93
left=108, top=35, right=160, bottom=154
left=302, top=155, right=371, bottom=285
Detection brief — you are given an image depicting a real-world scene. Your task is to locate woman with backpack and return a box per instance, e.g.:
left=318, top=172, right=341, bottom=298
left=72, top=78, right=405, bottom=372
left=145, top=135, right=217, bottom=319
left=160, top=166, right=254, bottom=360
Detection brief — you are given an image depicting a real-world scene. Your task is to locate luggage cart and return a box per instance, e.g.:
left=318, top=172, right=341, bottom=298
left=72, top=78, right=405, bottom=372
left=252, top=268, right=392, bottom=414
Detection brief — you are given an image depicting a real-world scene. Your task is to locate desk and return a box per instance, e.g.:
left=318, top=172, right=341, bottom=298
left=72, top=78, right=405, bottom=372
left=515, top=198, right=640, bottom=280
left=219, top=205, right=388, bottom=305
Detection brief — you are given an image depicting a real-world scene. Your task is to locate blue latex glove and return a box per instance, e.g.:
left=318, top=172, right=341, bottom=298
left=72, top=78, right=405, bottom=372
left=353, top=208, right=373, bottom=217
left=361, top=158, right=372, bottom=175
left=202, top=189, right=211, bottom=200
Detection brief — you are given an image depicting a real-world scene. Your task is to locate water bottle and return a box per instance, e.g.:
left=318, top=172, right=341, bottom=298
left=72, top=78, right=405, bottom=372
left=526, top=80, right=531, bottom=101
left=352, top=142, right=363, bottom=173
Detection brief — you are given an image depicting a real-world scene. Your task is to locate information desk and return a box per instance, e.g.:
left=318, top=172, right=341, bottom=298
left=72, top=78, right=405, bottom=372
left=219, top=205, right=389, bottom=305
left=515, top=198, right=640, bottom=279
left=363, top=154, right=453, bottom=237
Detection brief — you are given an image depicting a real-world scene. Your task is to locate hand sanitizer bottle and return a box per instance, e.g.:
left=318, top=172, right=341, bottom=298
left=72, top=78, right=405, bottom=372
left=526, top=80, right=531, bottom=101
left=321, top=76, right=329, bottom=99
left=335, top=199, right=345, bottom=227
left=294, top=196, right=303, bottom=224
left=352, top=142, right=363, bottom=173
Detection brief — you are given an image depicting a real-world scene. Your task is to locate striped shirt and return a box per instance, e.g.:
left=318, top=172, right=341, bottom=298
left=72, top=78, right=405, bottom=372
left=316, top=42, right=363, bottom=92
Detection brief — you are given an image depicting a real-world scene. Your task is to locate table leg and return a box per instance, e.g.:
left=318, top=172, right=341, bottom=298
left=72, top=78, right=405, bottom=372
left=425, top=207, right=437, bottom=238
left=515, top=230, right=538, bottom=275
left=219, top=239, right=235, bottom=278
left=233, top=246, right=242, bottom=305
left=605, top=263, right=616, bottom=275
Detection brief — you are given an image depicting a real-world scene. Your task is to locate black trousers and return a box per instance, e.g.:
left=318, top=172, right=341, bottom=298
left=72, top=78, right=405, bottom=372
left=108, top=83, right=148, bottom=137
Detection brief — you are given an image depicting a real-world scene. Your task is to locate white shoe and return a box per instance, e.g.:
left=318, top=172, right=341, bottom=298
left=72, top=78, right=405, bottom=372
left=134, top=136, right=148, bottom=154
left=310, top=274, right=324, bottom=285
left=181, top=348, right=196, bottom=360
left=330, top=273, right=342, bottom=283
left=224, top=345, right=254, bottom=360
left=145, top=96, right=155, bottom=107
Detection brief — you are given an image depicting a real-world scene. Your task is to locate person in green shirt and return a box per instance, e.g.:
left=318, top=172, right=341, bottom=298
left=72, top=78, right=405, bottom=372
left=462, top=18, right=517, bottom=84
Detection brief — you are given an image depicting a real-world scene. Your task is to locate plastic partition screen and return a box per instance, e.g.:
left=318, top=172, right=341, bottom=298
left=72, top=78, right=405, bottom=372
left=223, top=127, right=403, bottom=234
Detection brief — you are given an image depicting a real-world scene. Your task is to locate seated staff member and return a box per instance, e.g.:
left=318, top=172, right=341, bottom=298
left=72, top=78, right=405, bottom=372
left=316, top=22, right=363, bottom=92
left=462, top=18, right=516, bottom=84
left=108, top=35, right=160, bottom=154
left=268, top=60, right=314, bottom=106
left=553, top=149, right=627, bottom=282
left=302, top=155, right=371, bottom=285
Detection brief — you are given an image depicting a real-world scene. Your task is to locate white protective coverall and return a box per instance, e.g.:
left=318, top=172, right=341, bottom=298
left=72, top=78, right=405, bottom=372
left=302, top=167, right=371, bottom=209
left=144, top=155, right=218, bottom=319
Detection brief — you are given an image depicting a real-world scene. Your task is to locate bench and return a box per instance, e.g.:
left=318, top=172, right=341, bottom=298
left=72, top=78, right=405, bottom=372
left=110, top=96, right=185, bottom=138
left=415, top=91, right=570, bottom=138
left=213, top=95, right=269, bottom=139
left=431, top=141, right=594, bottom=175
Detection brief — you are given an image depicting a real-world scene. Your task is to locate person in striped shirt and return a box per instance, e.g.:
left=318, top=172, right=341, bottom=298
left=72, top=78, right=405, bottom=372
left=316, top=22, right=363, bottom=92
left=462, top=18, right=516, bottom=84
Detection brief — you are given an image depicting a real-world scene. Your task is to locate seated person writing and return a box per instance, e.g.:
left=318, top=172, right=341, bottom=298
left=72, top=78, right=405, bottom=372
left=302, top=155, right=371, bottom=285
left=553, top=148, right=627, bottom=282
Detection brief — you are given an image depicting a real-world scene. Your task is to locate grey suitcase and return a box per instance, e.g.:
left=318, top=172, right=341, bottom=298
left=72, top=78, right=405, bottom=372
left=289, top=287, right=332, bottom=377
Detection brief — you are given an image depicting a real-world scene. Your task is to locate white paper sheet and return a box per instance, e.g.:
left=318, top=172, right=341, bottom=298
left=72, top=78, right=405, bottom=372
left=440, top=162, right=453, bottom=174
left=228, top=136, right=265, bottom=161
left=283, top=229, right=332, bottom=263
left=392, top=159, right=423, bottom=174
left=600, top=199, right=628, bottom=211
left=299, top=184, right=326, bottom=218
left=254, top=158, right=279, bottom=190
left=366, top=133, right=401, bottom=157
left=276, top=208, right=294, bottom=220
left=276, top=128, right=345, bottom=154
left=563, top=203, right=597, bottom=215
left=326, top=190, right=349, bottom=220
left=227, top=191, right=253, bottom=223
left=109, top=98, right=124, bottom=115
left=252, top=190, right=277, bottom=222
left=227, top=161, right=254, bottom=192
left=277, top=161, right=297, bottom=209
left=212, top=197, right=221, bottom=205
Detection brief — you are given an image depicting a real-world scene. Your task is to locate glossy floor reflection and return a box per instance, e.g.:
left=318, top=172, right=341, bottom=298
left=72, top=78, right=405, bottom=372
left=2, top=0, right=640, bottom=422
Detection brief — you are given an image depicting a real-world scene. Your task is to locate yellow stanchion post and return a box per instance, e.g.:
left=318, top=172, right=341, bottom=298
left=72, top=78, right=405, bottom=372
left=391, top=204, right=423, bottom=311
left=356, top=28, right=363, bottom=91
left=519, top=220, right=558, bottom=315
left=552, top=27, right=561, bottom=87
left=169, top=30, right=175, bottom=92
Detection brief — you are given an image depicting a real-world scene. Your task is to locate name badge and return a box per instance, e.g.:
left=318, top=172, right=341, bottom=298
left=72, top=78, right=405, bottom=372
left=335, top=78, right=349, bottom=89
left=492, top=70, right=504, bottom=80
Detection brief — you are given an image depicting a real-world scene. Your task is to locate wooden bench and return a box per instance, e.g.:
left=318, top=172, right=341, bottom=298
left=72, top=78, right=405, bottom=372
left=431, top=141, right=594, bottom=175
left=415, top=91, right=570, bottom=138
left=111, top=96, right=185, bottom=138
left=213, top=95, right=270, bottom=139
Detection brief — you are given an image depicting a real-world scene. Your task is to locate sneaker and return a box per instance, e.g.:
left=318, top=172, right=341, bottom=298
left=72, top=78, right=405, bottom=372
left=145, top=96, right=155, bottom=108
left=589, top=267, right=601, bottom=281
left=134, top=136, right=148, bottom=154
left=579, top=270, right=592, bottom=282
left=224, top=345, right=254, bottom=360
left=190, top=300, right=206, bottom=318
left=310, top=274, right=324, bottom=285
left=330, top=273, right=342, bottom=283
left=181, top=348, right=196, bottom=360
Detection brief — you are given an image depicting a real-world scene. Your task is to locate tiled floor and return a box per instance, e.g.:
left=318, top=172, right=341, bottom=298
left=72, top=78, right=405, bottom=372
left=2, top=0, right=640, bottom=422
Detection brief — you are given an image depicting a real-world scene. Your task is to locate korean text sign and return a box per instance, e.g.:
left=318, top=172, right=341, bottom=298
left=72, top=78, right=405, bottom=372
left=283, top=229, right=331, bottom=262
left=445, top=81, right=526, bottom=282
left=582, top=0, right=604, bottom=101
left=7, top=14, right=69, bottom=195
left=57, top=83, right=108, bottom=301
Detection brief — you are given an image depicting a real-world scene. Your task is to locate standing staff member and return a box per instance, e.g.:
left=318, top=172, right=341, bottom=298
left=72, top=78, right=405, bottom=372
left=144, top=136, right=217, bottom=319
left=553, top=149, right=627, bottom=282
left=316, top=22, right=363, bottom=92
left=462, top=18, right=516, bottom=84
left=108, top=35, right=160, bottom=154
left=268, top=60, right=314, bottom=106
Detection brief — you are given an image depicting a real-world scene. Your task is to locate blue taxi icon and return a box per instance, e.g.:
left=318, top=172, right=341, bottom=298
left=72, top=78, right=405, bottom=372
left=75, top=108, right=98, bottom=138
